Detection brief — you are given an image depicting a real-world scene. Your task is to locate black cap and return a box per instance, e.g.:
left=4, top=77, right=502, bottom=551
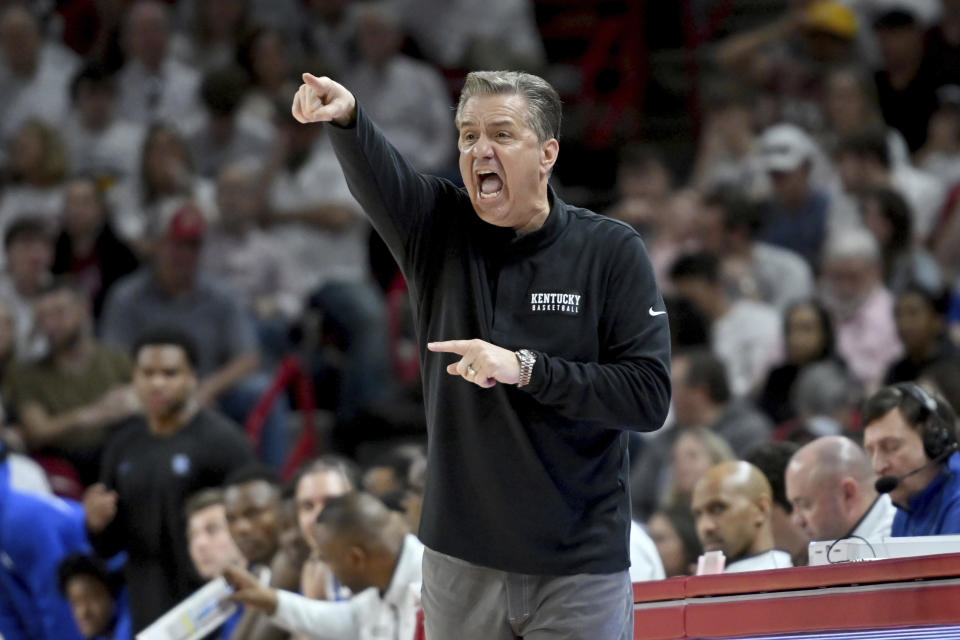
left=874, top=8, right=918, bottom=29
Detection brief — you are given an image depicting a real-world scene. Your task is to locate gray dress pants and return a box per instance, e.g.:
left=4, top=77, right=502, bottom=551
left=421, top=547, right=634, bottom=640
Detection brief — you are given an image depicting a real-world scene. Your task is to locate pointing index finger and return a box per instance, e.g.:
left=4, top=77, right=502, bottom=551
left=427, top=340, right=471, bottom=355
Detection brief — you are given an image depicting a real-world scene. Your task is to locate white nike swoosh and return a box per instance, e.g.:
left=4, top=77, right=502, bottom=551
left=648, top=307, right=667, bottom=316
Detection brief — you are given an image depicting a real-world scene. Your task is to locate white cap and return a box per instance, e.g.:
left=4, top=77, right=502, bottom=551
left=759, top=124, right=817, bottom=173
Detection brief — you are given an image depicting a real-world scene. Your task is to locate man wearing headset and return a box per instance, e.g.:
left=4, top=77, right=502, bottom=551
left=862, top=382, right=960, bottom=536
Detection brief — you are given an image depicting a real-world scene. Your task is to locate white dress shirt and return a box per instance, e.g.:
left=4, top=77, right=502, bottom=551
left=270, top=534, right=423, bottom=640
left=725, top=549, right=793, bottom=573
left=851, top=494, right=897, bottom=542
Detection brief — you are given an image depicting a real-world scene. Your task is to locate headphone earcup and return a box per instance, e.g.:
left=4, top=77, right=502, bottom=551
left=923, top=421, right=953, bottom=461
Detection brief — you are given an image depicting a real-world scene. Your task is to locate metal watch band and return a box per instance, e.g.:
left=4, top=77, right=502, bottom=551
left=516, top=349, right=536, bottom=387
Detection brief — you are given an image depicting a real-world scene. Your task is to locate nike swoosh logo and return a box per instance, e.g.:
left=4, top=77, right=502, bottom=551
left=648, top=307, right=667, bottom=316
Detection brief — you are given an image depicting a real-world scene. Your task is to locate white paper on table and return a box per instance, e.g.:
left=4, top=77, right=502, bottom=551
left=136, top=577, right=238, bottom=640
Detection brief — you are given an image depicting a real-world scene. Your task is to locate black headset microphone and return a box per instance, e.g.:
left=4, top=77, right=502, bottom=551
left=875, top=442, right=960, bottom=494
left=874, top=383, right=958, bottom=495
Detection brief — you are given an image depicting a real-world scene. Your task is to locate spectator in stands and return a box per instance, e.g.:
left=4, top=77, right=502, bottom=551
left=342, top=3, right=455, bottom=174
left=0, top=443, right=87, bottom=640
left=670, top=252, right=782, bottom=396
left=689, top=83, right=767, bottom=199
left=920, top=358, right=960, bottom=416
left=100, top=203, right=290, bottom=468
left=873, top=7, right=941, bottom=153
left=110, top=123, right=215, bottom=250
left=745, top=441, right=809, bottom=567
left=819, top=65, right=911, bottom=169
left=237, top=28, right=299, bottom=128
left=787, top=360, right=862, bottom=443
left=225, top=492, right=423, bottom=640
left=665, top=427, right=735, bottom=509
left=697, top=188, right=814, bottom=311
left=607, top=144, right=673, bottom=236
left=186, top=65, right=274, bottom=179
left=786, top=436, right=896, bottom=548
left=756, top=123, right=831, bottom=268
left=52, top=176, right=140, bottom=320
left=0, top=4, right=78, bottom=147
left=915, top=84, right=960, bottom=187
left=62, top=63, right=145, bottom=191
left=264, top=108, right=390, bottom=422
left=647, top=505, right=702, bottom=578
left=114, top=0, right=200, bottom=125
left=392, top=0, right=546, bottom=71
left=820, top=226, right=902, bottom=389
left=4, top=279, right=136, bottom=486
left=0, top=217, right=55, bottom=361
left=885, top=285, right=958, bottom=384
left=294, top=455, right=358, bottom=600
left=83, top=328, right=256, bottom=631
left=202, top=158, right=299, bottom=333
left=185, top=488, right=246, bottom=580
left=925, top=0, right=960, bottom=85
left=691, top=461, right=793, bottom=572
left=0, top=120, right=67, bottom=240
left=759, top=299, right=841, bottom=425
left=361, top=445, right=426, bottom=508
left=834, top=128, right=945, bottom=242
left=863, top=382, right=960, bottom=536
left=859, top=188, right=943, bottom=295
left=57, top=553, right=130, bottom=640
left=630, top=349, right=771, bottom=521
left=302, top=0, right=355, bottom=79
left=174, top=0, right=252, bottom=73
left=713, top=1, right=858, bottom=131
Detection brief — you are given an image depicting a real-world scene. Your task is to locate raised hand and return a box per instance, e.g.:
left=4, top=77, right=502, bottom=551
left=291, top=73, right=357, bottom=127
left=224, top=565, right=279, bottom=616
left=427, top=339, right=521, bottom=388
left=83, top=483, right=118, bottom=533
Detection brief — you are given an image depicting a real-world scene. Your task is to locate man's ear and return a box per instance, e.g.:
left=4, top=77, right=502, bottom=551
left=347, top=545, right=366, bottom=568
left=754, top=494, right=772, bottom=527
left=540, top=138, right=559, bottom=177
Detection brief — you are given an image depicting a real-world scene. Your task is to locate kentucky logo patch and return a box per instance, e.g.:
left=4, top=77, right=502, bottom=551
left=529, top=291, right=583, bottom=315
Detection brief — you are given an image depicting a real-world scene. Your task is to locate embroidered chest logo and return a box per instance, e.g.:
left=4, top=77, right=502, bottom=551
left=529, top=291, right=583, bottom=315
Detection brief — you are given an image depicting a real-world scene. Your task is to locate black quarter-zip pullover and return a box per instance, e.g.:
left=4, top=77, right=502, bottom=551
left=328, top=107, right=671, bottom=574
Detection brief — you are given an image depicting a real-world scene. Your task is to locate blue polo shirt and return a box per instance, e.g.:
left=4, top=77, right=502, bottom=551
left=892, top=452, right=960, bottom=537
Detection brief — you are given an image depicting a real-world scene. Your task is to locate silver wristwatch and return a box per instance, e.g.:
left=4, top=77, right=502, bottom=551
left=515, top=349, right=536, bottom=387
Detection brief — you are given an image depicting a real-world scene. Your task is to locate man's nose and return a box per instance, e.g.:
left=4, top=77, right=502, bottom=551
left=471, top=135, right=493, bottom=157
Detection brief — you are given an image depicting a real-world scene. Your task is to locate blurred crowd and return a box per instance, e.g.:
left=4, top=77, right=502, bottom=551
left=3, top=0, right=960, bottom=638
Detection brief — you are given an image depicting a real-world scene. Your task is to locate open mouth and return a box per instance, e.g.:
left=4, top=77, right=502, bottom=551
left=476, top=169, right=503, bottom=200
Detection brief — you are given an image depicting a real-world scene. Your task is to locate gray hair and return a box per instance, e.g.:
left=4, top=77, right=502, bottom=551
left=455, top=71, right=562, bottom=143
left=823, top=226, right=881, bottom=263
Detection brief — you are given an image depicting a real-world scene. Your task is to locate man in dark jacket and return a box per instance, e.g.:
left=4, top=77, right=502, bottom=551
left=291, top=70, right=671, bottom=639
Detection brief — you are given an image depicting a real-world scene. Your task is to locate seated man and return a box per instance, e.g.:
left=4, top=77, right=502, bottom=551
left=786, top=436, right=896, bottom=547
left=294, top=456, right=358, bottom=600
left=57, top=553, right=130, bottom=640
left=691, top=461, right=793, bottom=572
left=225, top=492, right=422, bottom=640
left=184, top=488, right=246, bottom=640
left=223, top=466, right=293, bottom=640
left=4, top=278, right=136, bottom=487
left=863, top=383, right=960, bottom=536
left=185, top=488, right=246, bottom=580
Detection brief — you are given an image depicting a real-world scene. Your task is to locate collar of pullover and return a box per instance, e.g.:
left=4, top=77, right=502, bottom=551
left=471, top=186, right=567, bottom=256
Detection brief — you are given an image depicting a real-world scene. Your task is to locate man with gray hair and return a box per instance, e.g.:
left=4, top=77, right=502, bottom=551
left=290, top=70, right=671, bottom=639
left=786, top=436, right=896, bottom=546
left=819, top=226, right=902, bottom=389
